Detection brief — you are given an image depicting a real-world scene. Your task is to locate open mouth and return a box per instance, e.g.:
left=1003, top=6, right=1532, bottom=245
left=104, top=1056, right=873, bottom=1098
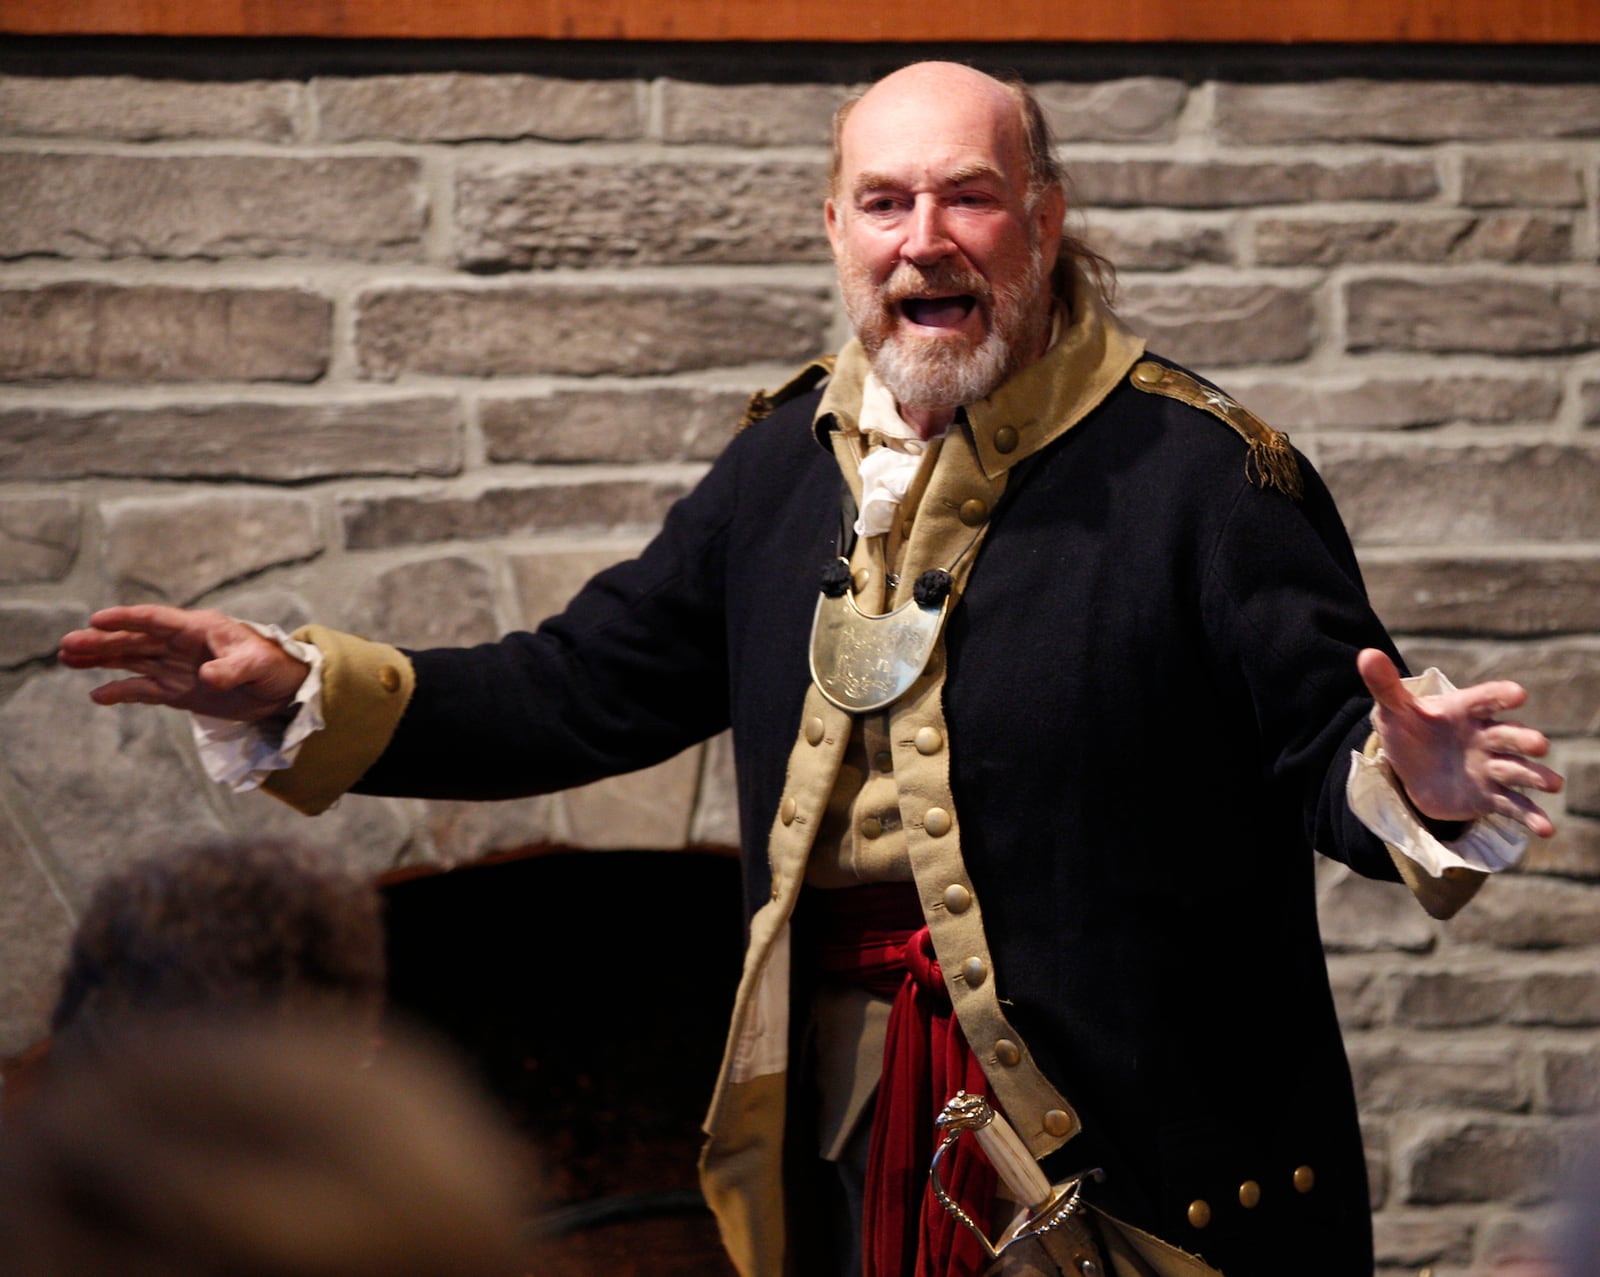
left=899, top=295, right=977, bottom=329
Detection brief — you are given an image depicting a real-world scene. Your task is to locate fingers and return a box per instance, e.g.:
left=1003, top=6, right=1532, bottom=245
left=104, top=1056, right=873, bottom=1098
left=1356, top=648, right=1412, bottom=715
left=1481, top=721, right=1551, bottom=759
left=1484, top=788, right=1557, bottom=839
left=1458, top=679, right=1530, bottom=718
left=1483, top=756, right=1565, bottom=795
left=87, top=676, right=172, bottom=707
left=85, top=604, right=220, bottom=639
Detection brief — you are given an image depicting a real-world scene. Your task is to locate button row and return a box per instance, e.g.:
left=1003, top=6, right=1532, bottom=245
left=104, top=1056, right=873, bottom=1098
left=1187, top=1165, right=1315, bottom=1231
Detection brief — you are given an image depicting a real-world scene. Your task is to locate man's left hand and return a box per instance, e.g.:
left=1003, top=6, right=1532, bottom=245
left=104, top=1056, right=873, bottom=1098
left=1357, top=648, right=1563, bottom=838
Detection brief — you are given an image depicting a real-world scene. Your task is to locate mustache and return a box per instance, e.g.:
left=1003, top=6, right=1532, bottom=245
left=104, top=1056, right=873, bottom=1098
left=878, top=262, right=990, bottom=305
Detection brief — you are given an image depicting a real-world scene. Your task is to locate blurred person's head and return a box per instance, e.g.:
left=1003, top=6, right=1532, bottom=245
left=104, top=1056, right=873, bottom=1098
left=50, top=838, right=386, bottom=1063
left=0, top=1019, right=529, bottom=1277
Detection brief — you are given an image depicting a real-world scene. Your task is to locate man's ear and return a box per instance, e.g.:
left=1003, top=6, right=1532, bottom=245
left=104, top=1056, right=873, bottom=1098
left=824, top=197, right=842, bottom=256
left=1034, top=184, right=1066, bottom=273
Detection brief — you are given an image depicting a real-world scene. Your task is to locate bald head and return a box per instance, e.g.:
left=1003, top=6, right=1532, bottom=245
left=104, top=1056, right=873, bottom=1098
left=830, top=62, right=1062, bottom=206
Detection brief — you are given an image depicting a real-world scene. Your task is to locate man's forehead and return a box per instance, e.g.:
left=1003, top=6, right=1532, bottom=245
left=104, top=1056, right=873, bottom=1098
left=836, top=68, right=1028, bottom=188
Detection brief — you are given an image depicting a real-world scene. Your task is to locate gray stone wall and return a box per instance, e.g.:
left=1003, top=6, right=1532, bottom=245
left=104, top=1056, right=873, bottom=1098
left=1, top=44, right=1598, bottom=1274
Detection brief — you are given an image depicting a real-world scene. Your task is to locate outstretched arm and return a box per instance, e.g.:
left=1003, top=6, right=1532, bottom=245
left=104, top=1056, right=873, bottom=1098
left=58, top=605, right=309, bottom=724
left=1357, top=647, right=1563, bottom=838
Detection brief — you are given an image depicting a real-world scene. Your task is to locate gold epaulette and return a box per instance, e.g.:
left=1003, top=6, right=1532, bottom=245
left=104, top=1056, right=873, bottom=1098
left=737, top=356, right=836, bottom=432
left=1128, top=359, right=1303, bottom=500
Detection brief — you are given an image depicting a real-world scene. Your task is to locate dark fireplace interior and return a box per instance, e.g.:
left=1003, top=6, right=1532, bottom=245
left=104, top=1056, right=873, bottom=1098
left=381, top=847, right=745, bottom=1276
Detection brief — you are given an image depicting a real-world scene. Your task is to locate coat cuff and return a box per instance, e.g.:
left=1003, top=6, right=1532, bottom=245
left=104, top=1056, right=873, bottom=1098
left=261, top=625, right=414, bottom=815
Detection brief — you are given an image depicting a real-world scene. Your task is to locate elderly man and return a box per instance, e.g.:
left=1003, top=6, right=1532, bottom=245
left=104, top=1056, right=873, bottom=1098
left=62, top=62, right=1559, bottom=1277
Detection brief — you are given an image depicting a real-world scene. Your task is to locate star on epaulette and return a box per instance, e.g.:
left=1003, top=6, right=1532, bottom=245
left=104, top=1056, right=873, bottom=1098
left=1128, top=359, right=1303, bottom=499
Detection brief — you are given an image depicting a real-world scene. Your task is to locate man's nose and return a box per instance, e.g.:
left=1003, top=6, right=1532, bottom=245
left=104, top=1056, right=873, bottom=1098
left=901, top=197, right=955, bottom=265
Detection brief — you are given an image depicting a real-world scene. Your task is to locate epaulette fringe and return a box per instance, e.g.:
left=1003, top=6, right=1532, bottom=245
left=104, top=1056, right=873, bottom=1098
left=1128, top=359, right=1303, bottom=500
left=737, top=356, right=836, bottom=432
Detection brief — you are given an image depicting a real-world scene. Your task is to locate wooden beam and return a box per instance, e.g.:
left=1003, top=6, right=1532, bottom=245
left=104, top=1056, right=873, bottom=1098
left=2, top=0, right=1598, bottom=43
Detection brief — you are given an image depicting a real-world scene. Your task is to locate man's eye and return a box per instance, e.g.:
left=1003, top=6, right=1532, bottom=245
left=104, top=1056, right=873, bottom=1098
left=863, top=198, right=901, bottom=215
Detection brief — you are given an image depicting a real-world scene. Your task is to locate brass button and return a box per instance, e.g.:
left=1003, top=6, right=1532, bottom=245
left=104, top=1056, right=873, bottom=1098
left=1044, top=1109, right=1072, bottom=1137
left=779, top=796, right=797, bottom=826
left=860, top=816, right=883, bottom=839
left=914, top=726, right=943, bottom=755
left=961, top=957, right=987, bottom=987
left=943, top=884, right=972, bottom=914
left=853, top=567, right=871, bottom=593
left=1239, top=1180, right=1260, bottom=1209
left=958, top=498, right=989, bottom=527
left=994, top=1039, right=1021, bottom=1067
left=1293, top=1165, right=1315, bottom=1194
left=1131, top=360, right=1164, bottom=389
left=874, top=749, right=894, bottom=771
left=994, top=425, right=1019, bottom=454
left=923, top=807, right=952, bottom=837
left=1187, top=1199, right=1211, bottom=1230
left=804, top=716, right=825, bottom=746
left=377, top=665, right=401, bottom=693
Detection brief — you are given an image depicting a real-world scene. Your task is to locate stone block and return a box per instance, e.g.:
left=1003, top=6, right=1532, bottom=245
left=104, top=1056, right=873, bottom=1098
left=207, top=587, right=314, bottom=636
left=1394, top=639, right=1600, bottom=738
left=558, top=745, right=703, bottom=850
left=1070, top=156, right=1437, bottom=208
left=1391, top=968, right=1516, bottom=1028
left=344, top=555, right=501, bottom=650
left=1213, top=81, right=1600, bottom=144
left=0, top=494, right=80, bottom=583
left=659, top=80, right=852, bottom=145
left=1363, top=556, right=1600, bottom=637
left=0, top=75, right=300, bottom=141
left=1371, top=1212, right=1475, bottom=1268
left=0, top=153, right=424, bottom=260
left=1116, top=282, right=1313, bottom=367
left=689, top=729, right=740, bottom=849
left=1255, top=214, right=1571, bottom=266
left=342, top=480, right=689, bottom=551
left=1519, top=818, right=1600, bottom=881
left=0, top=399, right=463, bottom=482
left=1568, top=756, right=1600, bottom=817
left=1345, top=278, right=1600, bottom=355
left=1348, top=1041, right=1524, bottom=1113
left=1231, top=374, right=1560, bottom=431
left=508, top=543, right=648, bottom=628
left=482, top=386, right=747, bottom=465
left=1461, top=155, right=1587, bottom=209
left=422, top=795, right=559, bottom=867
left=1316, top=859, right=1438, bottom=953
left=0, top=284, right=331, bottom=383
left=221, top=787, right=416, bottom=881
left=1034, top=78, right=1188, bottom=143
left=1319, top=441, right=1600, bottom=545
left=102, top=491, right=322, bottom=606
left=1081, top=215, right=1233, bottom=271
left=0, top=670, right=230, bottom=900
left=456, top=158, right=829, bottom=269
left=0, top=602, right=84, bottom=670
left=1326, top=957, right=1384, bottom=1029
left=355, top=283, right=830, bottom=379
left=0, top=816, right=75, bottom=1055
left=1440, top=875, right=1600, bottom=950
left=314, top=73, right=641, bottom=142
left=1365, top=1117, right=1390, bottom=1209
left=1512, top=967, right=1600, bottom=1026
left=1400, top=1117, right=1561, bottom=1205
left=1475, top=1209, right=1566, bottom=1269
left=1539, top=1044, right=1600, bottom=1115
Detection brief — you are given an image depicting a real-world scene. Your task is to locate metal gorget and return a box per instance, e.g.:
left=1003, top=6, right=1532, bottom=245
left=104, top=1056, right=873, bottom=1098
left=809, top=585, right=947, bottom=714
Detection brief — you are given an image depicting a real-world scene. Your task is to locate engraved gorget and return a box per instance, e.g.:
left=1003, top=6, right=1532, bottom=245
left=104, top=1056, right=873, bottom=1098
left=809, top=587, right=947, bottom=714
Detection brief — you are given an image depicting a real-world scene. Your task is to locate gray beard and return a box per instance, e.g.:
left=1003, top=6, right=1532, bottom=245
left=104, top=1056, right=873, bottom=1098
left=842, top=244, right=1050, bottom=415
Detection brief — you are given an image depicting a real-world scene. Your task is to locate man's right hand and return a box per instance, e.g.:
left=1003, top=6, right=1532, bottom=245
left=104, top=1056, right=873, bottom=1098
left=58, top=606, right=310, bottom=724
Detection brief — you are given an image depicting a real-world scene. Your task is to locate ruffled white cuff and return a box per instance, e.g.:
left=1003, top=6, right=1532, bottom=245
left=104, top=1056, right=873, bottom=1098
left=190, top=622, right=326, bottom=792
left=1346, top=666, right=1528, bottom=876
